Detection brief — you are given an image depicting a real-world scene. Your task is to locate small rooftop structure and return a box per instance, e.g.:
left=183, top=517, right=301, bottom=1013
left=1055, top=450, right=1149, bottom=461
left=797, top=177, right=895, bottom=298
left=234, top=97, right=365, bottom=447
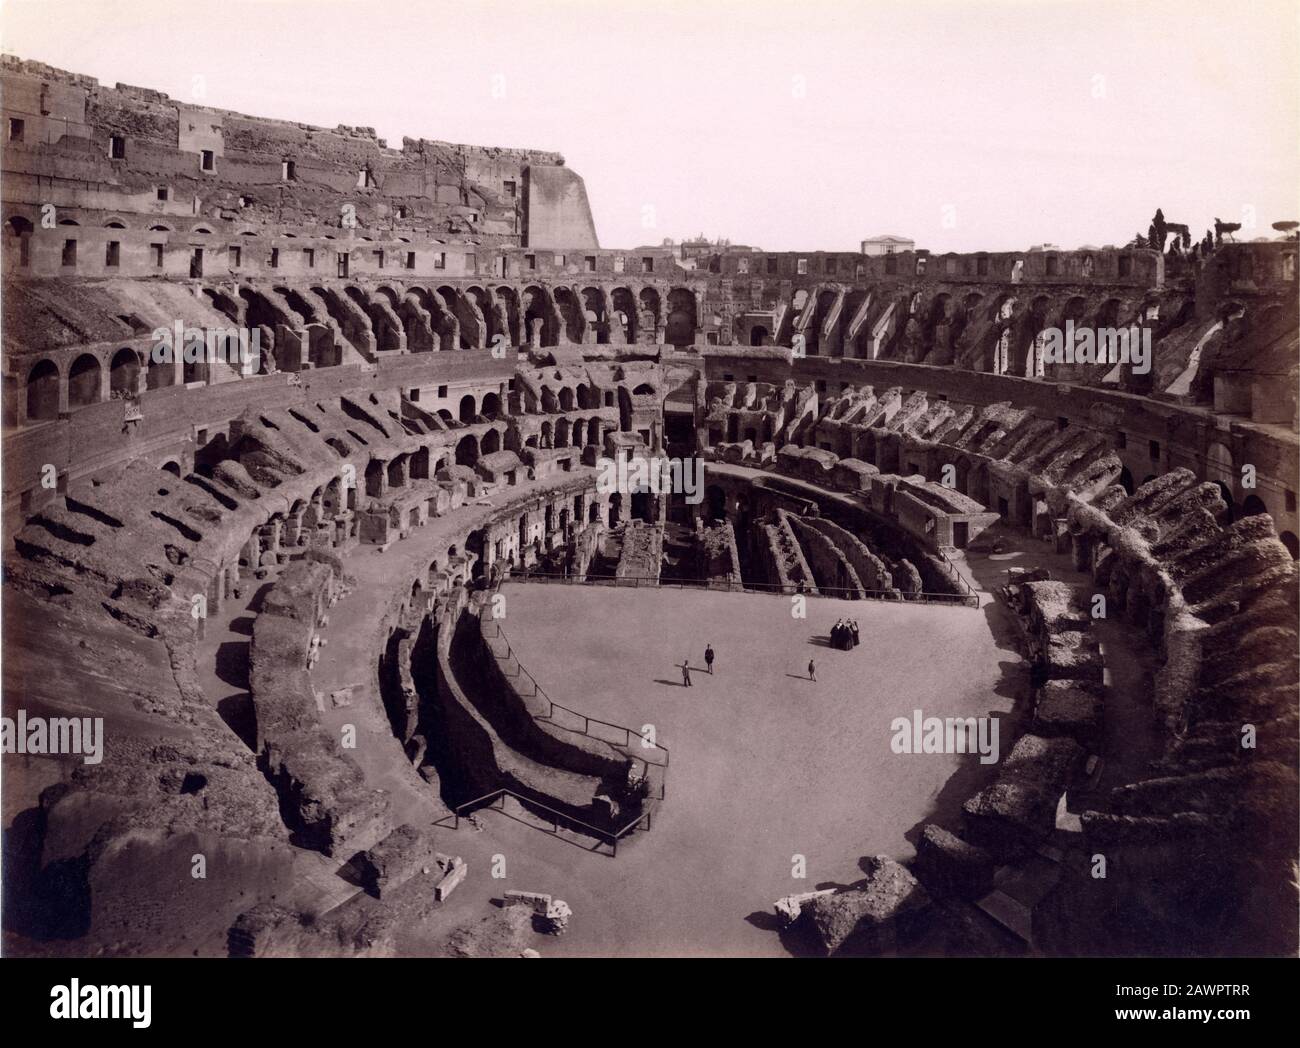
left=860, top=234, right=915, bottom=256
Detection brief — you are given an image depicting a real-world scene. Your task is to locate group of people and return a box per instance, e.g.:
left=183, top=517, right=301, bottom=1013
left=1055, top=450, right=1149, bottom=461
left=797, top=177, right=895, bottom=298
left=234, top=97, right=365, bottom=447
left=831, top=619, right=860, bottom=651
left=681, top=644, right=715, bottom=686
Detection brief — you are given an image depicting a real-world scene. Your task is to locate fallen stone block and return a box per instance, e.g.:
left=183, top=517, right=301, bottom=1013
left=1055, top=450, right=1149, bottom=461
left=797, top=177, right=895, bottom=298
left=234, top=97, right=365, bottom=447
left=774, top=888, right=836, bottom=927
left=355, top=823, right=439, bottom=899
left=962, top=780, right=1060, bottom=853
left=540, top=899, right=571, bottom=936
left=1033, top=680, right=1104, bottom=746
left=803, top=856, right=930, bottom=955
left=434, top=856, right=467, bottom=901
left=914, top=824, right=995, bottom=900
left=503, top=890, right=552, bottom=914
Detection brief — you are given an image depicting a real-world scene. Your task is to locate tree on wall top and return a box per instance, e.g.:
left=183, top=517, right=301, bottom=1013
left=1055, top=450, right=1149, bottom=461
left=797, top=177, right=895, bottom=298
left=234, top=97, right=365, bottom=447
left=1213, top=218, right=1241, bottom=244
left=1150, top=208, right=1168, bottom=252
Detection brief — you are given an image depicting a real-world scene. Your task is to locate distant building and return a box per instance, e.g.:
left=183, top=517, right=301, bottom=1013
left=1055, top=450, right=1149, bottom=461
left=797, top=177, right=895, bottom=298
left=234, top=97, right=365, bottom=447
left=860, top=234, right=915, bottom=256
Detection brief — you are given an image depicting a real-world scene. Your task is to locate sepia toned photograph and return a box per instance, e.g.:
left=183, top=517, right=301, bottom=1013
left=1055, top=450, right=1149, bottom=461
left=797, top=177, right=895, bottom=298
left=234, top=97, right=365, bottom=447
left=0, top=0, right=1295, bottom=1003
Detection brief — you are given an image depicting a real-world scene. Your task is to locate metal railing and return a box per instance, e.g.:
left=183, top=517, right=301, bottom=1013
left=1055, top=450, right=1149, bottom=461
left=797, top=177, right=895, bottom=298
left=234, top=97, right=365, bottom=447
left=478, top=614, right=671, bottom=777
left=447, top=787, right=653, bottom=857
left=505, top=570, right=980, bottom=608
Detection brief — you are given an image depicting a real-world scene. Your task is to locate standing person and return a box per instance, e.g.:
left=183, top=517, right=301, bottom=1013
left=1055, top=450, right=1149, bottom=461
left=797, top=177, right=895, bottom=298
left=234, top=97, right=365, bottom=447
left=849, top=619, right=860, bottom=647
left=681, top=657, right=692, bottom=687
left=705, top=644, right=715, bottom=674
left=808, top=657, right=817, bottom=682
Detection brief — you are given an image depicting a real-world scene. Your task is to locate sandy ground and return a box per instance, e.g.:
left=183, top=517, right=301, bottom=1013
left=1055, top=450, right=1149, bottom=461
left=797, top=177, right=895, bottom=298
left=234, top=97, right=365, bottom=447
left=435, top=583, right=1022, bottom=957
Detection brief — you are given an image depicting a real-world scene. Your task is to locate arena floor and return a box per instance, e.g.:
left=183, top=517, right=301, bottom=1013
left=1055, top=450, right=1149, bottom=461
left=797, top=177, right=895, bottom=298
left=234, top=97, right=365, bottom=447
left=438, top=582, right=1025, bottom=957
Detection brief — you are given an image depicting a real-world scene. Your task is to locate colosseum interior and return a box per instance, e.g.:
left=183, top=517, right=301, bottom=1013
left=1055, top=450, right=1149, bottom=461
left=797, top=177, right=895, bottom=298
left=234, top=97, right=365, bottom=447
left=1, top=28, right=1297, bottom=963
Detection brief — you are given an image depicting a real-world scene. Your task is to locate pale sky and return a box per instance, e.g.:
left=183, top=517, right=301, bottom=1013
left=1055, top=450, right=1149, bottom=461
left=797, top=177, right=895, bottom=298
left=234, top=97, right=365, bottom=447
left=2, top=0, right=1296, bottom=252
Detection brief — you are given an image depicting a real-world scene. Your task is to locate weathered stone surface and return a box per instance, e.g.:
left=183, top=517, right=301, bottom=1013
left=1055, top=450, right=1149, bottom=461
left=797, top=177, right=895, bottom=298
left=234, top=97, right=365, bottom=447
left=433, top=856, right=467, bottom=901
left=356, top=823, right=438, bottom=899
left=1033, top=680, right=1104, bottom=745
left=802, top=856, right=930, bottom=955
left=963, top=734, right=1084, bottom=853
left=774, top=888, right=836, bottom=926
left=914, top=824, right=995, bottom=900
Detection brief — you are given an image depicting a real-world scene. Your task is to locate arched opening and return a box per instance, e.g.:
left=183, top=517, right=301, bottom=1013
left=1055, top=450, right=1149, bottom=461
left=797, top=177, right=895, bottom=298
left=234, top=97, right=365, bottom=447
left=1279, top=531, right=1299, bottom=561
left=481, top=392, right=502, bottom=420
left=522, top=286, right=556, bottom=347
left=26, top=359, right=60, bottom=420
left=459, top=394, right=477, bottom=424
left=611, top=288, right=637, bottom=342
left=386, top=455, right=406, bottom=489
left=552, top=287, right=585, bottom=343
left=706, top=485, right=727, bottom=522
left=608, top=492, right=623, bottom=527
left=638, top=287, right=661, bottom=340
left=162, top=460, right=182, bottom=476
left=481, top=428, right=501, bottom=455
left=67, top=353, right=102, bottom=408
left=183, top=355, right=207, bottom=385
left=110, top=347, right=140, bottom=397
left=6, top=215, right=34, bottom=266
left=1117, top=467, right=1134, bottom=495
left=665, top=288, right=697, bottom=348
left=1241, top=494, right=1268, bottom=518
left=750, top=325, right=770, bottom=346
left=581, top=287, right=608, bottom=344
left=455, top=435, right=479, bottom=467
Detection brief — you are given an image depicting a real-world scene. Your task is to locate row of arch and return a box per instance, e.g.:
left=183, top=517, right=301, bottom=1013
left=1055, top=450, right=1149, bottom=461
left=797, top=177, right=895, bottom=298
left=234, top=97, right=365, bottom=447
left=194, top=280, right=702, bottom=355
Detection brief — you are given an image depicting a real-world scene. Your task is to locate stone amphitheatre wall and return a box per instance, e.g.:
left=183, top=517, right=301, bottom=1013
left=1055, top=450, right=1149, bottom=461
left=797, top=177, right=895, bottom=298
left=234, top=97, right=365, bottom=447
left=2, top=54, right=1296, bottom=958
